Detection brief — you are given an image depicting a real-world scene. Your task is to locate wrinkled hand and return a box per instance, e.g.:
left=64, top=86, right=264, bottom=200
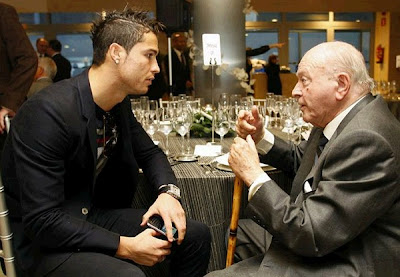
left=236, top=105, right=265, bottom=144
left=141, top=193, right=186, bottom=244
left=229, top=135, right=265, bottom=187
left=0, top=107, right=15, bottom=134
left=116, top=229, right=172, bottom=266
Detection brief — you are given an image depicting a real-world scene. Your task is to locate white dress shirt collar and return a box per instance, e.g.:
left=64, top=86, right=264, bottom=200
left=323, top=95, right=366, bottom=140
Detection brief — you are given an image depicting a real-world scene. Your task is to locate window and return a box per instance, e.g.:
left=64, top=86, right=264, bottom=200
left=246, top=31, right=279, bottom=62
left=289, top=31, right=326, bottom=72
left=286, top=13, right=329, bottom=21
left=334, top=30, right=371, bottom=70
left=334, top=13, right=374, bottom=22
left=246, top=12, right=281, bottom=22
left=57, top=34, right=93, bottom=77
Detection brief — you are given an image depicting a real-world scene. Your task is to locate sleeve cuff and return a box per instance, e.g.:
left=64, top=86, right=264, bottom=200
left=248, top=173, right=271, bottom=201
left=256, top=129, right=275, bottom=155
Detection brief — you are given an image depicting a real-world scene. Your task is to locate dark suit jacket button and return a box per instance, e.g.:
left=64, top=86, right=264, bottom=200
left=81, top=207, right=89, bottom=215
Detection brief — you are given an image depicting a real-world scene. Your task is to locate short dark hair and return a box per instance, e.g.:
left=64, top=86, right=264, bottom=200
left=91, top=9, right=164, bottom=66
left=49, top=39, right=62, bottom=52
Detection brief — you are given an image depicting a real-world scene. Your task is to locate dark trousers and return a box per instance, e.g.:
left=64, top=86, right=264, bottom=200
left=31, top=208, right=211, bottom=277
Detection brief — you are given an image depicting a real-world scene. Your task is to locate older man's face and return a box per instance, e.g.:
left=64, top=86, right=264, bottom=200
left=292, top=54, right=338, bottom=128
left=36, top=39, right=48, bottom=55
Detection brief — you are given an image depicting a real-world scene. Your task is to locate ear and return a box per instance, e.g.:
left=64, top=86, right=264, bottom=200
left=109, top=43, right=126, bottom=65
left=335, top=72, right=351, bottom=101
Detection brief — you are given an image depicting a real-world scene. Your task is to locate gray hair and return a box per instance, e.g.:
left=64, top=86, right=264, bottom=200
left=38, top=57, right=57, bottom=80
left=301, top=41, right=374, bottom=94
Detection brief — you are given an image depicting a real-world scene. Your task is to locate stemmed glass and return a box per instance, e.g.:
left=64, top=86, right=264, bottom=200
left=172, top=104, right=192, bottom=158
left=143, top=110, right=159, bottom=142
left=215, top=109, right=230, bottom=147
left=130, top=98, right=141, bottom=120
left=186, top=100, right=199, bottom=155
left=218, top=93, right=229, bottom=111
left=159, top=106, right=173, bottom=156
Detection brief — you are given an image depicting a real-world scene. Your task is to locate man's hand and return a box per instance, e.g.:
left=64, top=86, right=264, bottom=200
left=236, top=105, right=265, bottom=144
left=141, top=193, right=186, bottom=244
left=229, top=135, right=265, bottom=187
left=116, top=229, right=172, bottom=266
left=0, top=107, right=15, bottom=134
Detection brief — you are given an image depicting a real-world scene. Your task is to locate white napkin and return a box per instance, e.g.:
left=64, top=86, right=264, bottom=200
left=194, top=144, right=222, bottom=157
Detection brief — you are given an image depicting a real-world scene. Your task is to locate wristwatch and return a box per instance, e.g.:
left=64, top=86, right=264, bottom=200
left=158, top=184, right=181, bottom=202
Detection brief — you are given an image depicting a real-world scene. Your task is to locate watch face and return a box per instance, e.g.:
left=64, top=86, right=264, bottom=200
left=171, top=186, right=180, bottom=197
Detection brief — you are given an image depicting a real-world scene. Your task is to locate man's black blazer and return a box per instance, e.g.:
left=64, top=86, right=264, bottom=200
left=164, top=49, right=191, bottom=95
left=2, top=70, right=177, bottom=275
left=52, top=53, right=71, bottom=82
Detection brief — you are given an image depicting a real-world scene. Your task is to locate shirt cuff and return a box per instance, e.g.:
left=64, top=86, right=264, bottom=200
left=256, top=129, right=275, bottom=155
left=248, top=173, right=271, bottom=201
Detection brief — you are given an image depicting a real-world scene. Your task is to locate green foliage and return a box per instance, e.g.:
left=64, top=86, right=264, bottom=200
left=190, top=112, right=235, bottom=138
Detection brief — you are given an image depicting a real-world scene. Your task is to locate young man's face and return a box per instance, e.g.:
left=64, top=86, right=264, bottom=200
left=118, top=32, right=160, bottom=95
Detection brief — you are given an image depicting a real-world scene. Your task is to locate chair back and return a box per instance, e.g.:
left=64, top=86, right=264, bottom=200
left=0, top=176, right=17, bottom=277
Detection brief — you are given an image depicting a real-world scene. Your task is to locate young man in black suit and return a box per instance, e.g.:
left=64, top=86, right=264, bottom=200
left=2, top=9, right=211, bottom=277
left=47, top=39, right=72, bottom=82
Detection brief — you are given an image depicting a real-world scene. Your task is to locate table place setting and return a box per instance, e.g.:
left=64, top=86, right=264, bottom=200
left=213, top=153, right=276, bottom=172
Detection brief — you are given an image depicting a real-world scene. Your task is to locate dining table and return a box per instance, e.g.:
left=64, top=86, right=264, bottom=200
left=131, top=130, right=293, bottom=274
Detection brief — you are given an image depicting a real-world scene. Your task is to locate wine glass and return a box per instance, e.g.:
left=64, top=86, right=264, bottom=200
left=159, top=106, right=173, bottom=156
left=143, top=110, right=159, bottom=142
left=265, top=96, right=276, bottom=129
left=218, top=93, right=229, bottom=111
left=172, top=106, right=192, bottom=157
left=215, top=109, right=230, bottom=146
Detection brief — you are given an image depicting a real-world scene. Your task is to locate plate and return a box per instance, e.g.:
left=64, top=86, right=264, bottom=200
left=174, top=155, right=198, bottom=162
left=215, top=162, right=275, bottom=172
left=214, top=153, right=275, bottom=172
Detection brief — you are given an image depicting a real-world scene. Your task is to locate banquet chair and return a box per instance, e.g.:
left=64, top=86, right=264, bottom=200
left=0, top=175, right=17, bottom=277
left=0, top=116, right=17, bottom=277
left=252, top=98, right=266, bottom=107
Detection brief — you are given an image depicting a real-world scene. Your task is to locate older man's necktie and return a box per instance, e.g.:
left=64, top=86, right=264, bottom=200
left=290, top=128, right=325, bottom=202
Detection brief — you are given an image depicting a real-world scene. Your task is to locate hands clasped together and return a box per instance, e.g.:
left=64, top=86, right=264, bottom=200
left=117, top=193, right=185, bottom=266
left=229, top=106, right=266, bottom=187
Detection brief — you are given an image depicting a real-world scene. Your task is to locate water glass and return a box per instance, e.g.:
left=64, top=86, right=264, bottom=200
left=215, top=109, right=230, bottom=145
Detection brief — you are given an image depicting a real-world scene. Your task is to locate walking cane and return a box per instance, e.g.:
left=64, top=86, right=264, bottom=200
left=226, top=176, right=243, bottom=267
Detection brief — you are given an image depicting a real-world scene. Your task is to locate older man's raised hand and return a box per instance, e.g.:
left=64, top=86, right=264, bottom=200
left=235, top=105, right=265, bottom=144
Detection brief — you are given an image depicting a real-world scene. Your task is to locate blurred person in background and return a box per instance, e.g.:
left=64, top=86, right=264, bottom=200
left=264, top=54, right=282, bottom=95
left=0, top=2, right=37, bottom=150
left=27, top=57, right=57, bottom=98
left=245, top=42, right=284, bottom=79
left=35, top=37, right=48, bottom=57
left=46, top=39, right=72, bottom=82
left=163, top=32, right=193, bottom=96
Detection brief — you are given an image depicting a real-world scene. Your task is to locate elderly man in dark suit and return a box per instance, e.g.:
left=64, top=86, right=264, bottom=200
left=0, top=2, right=37, bottom=134
left=207, top=41, right=400, bottom=276
left=2, top=9, right=210, bottom=277
left=46, top=39, right=72, bottom=82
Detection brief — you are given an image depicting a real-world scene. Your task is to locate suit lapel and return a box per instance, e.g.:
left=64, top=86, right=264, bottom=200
left=301, top=94, right=375, bottom=199
left=290, top=127, right=323, bottom=202
left=76, top=70, right=97, bottom=183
